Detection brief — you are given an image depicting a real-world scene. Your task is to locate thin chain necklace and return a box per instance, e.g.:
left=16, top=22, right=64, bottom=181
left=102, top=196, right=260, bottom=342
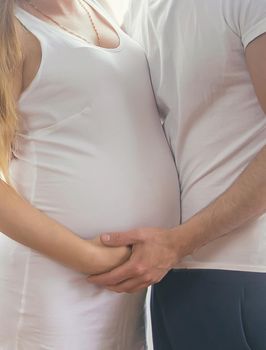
left=24, top=0, right=101, bottom=46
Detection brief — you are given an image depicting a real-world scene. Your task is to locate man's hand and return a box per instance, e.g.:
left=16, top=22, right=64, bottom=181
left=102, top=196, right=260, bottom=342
left=88, top=228, right=180, bottom=293
left=88, top=236, right=132, bottom=275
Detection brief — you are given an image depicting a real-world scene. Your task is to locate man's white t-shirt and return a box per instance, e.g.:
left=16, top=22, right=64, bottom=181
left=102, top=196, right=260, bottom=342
left=125, top=0, right=266, bottom=272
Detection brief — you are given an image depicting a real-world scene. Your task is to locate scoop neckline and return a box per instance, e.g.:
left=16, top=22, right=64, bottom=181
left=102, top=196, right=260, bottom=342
left=16, top=0, right=123, bottom=52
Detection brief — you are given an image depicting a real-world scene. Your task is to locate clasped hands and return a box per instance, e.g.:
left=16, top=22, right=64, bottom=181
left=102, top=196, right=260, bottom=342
left=88, top=227, right=181, bottom=294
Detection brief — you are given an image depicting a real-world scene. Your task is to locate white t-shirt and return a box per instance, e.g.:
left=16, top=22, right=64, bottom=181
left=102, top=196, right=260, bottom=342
left=125, top=0, right=266, bottom=272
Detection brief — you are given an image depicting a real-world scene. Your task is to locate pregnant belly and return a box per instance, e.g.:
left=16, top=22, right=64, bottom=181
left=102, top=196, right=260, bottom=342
left=10, top=148, right=180, bottom=239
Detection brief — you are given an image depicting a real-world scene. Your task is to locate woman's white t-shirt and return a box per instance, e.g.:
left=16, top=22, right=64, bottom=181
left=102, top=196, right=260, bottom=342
left=125, top=0, right=266, bottom=272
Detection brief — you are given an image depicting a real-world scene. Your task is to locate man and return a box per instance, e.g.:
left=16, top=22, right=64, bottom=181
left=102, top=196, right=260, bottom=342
left=89, top=0, right=266, bottom=348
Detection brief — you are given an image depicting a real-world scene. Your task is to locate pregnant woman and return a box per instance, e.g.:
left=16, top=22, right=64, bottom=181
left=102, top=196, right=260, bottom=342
left=0, top=0, right=180, bottom=349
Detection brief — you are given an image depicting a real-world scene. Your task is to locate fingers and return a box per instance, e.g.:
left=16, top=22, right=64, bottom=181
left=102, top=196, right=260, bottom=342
left=107, top=270, right=167, bottom=293
left=107, top=278, right=148, bottom=294
left=100, top=230, right=142, bottom=247
left=88, top=261, right=134, bottom=286
left=88, top=257, right=152, bottom=287
left=107, top=273, right=154, bottom=293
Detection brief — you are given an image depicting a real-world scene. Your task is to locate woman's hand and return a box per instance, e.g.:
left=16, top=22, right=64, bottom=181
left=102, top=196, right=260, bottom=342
left=88, top=236, right=132, bottom=275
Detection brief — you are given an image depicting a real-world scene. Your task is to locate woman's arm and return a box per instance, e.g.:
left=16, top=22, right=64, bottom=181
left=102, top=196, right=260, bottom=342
left=0, top=180, right=130, bottom=274
left=0, top=22, right=130, bottom=276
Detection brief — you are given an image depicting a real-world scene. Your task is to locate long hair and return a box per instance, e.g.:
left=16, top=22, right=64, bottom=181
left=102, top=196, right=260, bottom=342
left=0, top=0, right=21, bottom=182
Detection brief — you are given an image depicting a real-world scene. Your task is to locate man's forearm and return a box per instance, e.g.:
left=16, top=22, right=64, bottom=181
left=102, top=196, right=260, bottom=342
left=173, top=145, right=266, bottom=258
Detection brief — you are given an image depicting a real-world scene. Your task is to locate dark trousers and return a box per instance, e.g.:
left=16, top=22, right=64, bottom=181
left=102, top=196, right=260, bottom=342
left=151, top=269, right=266, bottom=350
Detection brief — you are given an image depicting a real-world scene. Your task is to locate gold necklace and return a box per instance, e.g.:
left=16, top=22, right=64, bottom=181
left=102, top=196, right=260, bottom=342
left=24, top=0, right=101, bottom=46
left=77, top=0, right=101, bottom=46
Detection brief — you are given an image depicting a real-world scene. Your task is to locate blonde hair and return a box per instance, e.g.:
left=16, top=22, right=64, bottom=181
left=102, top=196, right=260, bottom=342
left=0, top=0, right=21, bottom=182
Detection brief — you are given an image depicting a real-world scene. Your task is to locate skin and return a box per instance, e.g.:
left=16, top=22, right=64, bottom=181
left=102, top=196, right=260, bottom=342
left=88, top=33, right=266, bottom=293
left=19, top=0, right=120, bottom=92
left=0, top=0, right=131, bottom=276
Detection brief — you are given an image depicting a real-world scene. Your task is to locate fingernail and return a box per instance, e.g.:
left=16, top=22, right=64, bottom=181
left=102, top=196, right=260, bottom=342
left=102, top=234, right=111, bottom=242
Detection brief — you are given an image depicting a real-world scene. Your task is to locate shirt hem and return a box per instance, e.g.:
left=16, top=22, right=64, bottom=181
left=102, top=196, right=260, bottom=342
left=174, top=262, right=266, bottom=273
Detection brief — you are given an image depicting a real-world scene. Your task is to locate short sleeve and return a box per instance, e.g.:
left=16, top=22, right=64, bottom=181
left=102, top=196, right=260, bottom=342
left=225, top=0, right=266, bottom=49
